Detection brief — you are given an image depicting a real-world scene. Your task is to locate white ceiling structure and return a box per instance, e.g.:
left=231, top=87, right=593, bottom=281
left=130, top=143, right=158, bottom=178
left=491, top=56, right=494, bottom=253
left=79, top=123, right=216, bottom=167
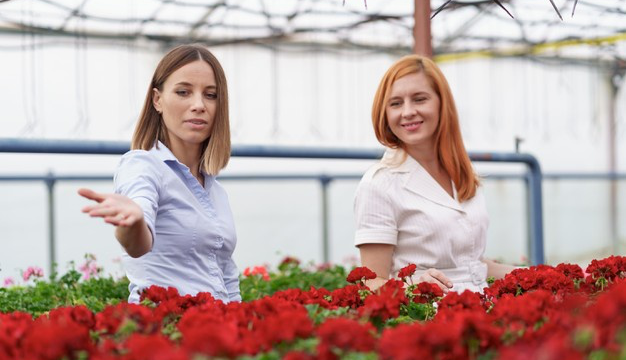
left=0, top=0, right=624, bottom=62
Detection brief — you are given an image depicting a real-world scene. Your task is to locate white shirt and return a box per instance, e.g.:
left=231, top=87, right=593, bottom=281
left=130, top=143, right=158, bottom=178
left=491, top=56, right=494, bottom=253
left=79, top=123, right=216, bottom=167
left=115, top=142, right=240, bottom=303
left=354, top=149, right=489, bottom=293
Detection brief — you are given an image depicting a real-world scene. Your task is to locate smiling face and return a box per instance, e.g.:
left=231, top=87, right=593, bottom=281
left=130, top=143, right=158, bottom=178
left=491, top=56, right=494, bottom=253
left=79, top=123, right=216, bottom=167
left=385, top=71, right=441, bottom=153
left=152, top=60, right=217, bottom=155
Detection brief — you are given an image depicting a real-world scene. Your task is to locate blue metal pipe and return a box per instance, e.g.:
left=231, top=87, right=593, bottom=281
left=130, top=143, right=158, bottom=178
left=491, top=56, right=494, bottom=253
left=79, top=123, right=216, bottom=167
left=0, top=138, right=547, bottom=265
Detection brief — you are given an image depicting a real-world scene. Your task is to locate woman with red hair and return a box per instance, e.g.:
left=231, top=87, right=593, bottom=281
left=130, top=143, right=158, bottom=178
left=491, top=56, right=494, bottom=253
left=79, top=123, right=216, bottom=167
left=354, top=55, right=516, bottom=292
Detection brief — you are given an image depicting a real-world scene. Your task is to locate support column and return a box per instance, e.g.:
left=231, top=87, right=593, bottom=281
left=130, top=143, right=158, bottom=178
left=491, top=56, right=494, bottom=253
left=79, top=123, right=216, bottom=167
left=608, top=68, right=621, bottom=254
left=413, top=0, right=432, bottom=57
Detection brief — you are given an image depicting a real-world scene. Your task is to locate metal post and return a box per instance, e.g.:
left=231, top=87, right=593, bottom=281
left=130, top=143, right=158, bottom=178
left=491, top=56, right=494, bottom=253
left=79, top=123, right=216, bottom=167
left=0, top=139, right=547, bottom=266
left=320, top=175, right=331, bottom=264
left=472, top=152, right=545, bottom=265
left=526, top=159, right=545, bottom=265
left=44, top=171, right=56, bottom=276
left=608, top=69, right=620, bottom=254
left=413, top=0, right=433, bottom=57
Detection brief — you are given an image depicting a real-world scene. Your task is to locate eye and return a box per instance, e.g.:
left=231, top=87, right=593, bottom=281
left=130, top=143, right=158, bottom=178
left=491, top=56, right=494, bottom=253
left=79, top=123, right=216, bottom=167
left=175, top=89, right=189, bottom=96
left=205, top=92, right=218, bottom=99
left=414, top=97, right=426, bottom=103
left=389, top=101, right=401, bottom=107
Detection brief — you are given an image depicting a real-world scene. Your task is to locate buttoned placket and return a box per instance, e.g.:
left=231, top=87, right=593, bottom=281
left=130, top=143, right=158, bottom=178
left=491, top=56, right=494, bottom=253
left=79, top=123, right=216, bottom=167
left=468, top=261, right=484, bottom=285
left=175, top=161, right=216, bottom=218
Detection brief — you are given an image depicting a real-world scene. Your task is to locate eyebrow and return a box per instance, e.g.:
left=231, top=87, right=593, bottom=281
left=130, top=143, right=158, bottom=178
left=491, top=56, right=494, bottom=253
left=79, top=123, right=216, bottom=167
left=174, top=81, right=217, bottom=89
left=388, top=92, right=429, bottom=100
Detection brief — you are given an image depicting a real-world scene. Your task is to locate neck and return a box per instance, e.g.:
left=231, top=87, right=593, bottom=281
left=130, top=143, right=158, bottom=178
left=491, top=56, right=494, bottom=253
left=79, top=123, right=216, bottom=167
left=404, top=144, right=437, bottom=166
left=169, top=142, right=203, bottom=178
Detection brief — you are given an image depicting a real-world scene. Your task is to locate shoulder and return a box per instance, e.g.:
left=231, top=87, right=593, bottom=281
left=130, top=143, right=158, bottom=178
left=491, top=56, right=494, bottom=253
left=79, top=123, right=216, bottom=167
left=115, top=150, right=164, bottom=182
left=118, top=150, right=161, bottom=170
left=356, top=162, right=398, bottom=199
left=212, top=177, right=228, bottom=194
left=469, top=184, right=487, bottom=204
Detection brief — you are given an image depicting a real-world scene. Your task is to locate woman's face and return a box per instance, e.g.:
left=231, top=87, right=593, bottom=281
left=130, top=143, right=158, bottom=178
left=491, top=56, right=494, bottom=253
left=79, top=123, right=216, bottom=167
left=153, top=60, right=217, bottom=152
left=385, top=71, right=440, bottom=151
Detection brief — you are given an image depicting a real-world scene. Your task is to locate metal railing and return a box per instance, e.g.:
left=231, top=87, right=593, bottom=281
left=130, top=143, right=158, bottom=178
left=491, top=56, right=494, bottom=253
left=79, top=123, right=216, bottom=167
left=0, top=138, right=546, bottom=270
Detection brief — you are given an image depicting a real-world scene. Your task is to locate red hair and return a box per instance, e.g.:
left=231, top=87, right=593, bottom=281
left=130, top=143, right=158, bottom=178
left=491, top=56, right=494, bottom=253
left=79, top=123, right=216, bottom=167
left=371, top=55, right=479, bottom=201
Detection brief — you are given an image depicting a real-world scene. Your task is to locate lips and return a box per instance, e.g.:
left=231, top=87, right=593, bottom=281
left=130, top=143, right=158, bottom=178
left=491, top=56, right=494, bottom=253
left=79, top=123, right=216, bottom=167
left=184, top=118, right=209, bottom=130
left=401, top=121, right=424, bottom=131
left=185, top=119, right=208, bottom=125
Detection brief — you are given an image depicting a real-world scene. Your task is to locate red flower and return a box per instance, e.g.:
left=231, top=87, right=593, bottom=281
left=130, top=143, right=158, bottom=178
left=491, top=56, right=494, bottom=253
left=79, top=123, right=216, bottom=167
left=278, top=256, right=300, bottom=270
left=122, top=333, right=188, bottom=360
left=330, top=285, right=365, bottom=309
left=317, top=318, right=376, bottom=358
left=21, top=316, right=93, bottom=360
left=555, top=263, right=585, bottom=280
left=412, top=282, right=444, bottom=304
left=140, top=285, right=180, bottom=303
left=180, top=319, right=240, bottom=357
left=437, top=290, right=485, bottom=317
left=378, top=324, right=431, bottom=360
left=283, top=351, right=316, bottom=360
left=94, top=303, right=160, bottom=335
left=243, top=265, right=270, bottom=281
left=47, top=305, right=95, bottom=330
left=397, top=264, right=417, bottom=281
left=359, top=279, right=407, bottom=322
left=346, top=267, right=377, bottom=284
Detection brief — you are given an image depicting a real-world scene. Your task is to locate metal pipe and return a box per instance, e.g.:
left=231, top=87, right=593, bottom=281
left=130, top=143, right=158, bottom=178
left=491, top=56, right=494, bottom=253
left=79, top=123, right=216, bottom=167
left=320, top=176, right=332, bottom=264
left=0, top=138, right=546, bottom=264
left=44, top=171, right=56, bottom=276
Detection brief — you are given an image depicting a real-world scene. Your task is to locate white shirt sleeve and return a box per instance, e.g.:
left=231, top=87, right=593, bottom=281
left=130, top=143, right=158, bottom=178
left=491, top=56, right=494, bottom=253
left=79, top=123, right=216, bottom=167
left=113, top=150, right=161, bottom=242
left=353, top=178, right=398, bottom=246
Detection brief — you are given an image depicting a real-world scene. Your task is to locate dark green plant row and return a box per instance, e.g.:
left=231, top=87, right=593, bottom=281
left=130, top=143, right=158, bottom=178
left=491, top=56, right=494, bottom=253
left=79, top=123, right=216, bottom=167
left=0, top=259, right=350, bottom=315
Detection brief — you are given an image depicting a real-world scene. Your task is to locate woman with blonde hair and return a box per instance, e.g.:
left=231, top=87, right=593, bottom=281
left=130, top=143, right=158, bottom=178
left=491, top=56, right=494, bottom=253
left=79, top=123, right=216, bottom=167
left=79, top=44, right=240, bottom=303
left=355, top=55, right=516, bottom=292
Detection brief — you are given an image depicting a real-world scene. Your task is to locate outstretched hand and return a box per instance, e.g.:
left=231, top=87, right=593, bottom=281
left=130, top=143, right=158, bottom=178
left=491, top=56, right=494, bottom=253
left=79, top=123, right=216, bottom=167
left=417, top=268, right=453, bottom=293
left=78, top=188, right=144, bottom=227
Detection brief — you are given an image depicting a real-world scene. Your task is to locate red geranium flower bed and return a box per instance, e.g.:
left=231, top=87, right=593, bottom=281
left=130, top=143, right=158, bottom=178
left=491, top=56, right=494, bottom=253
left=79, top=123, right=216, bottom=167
left=1, top=256, right=625, bottom=360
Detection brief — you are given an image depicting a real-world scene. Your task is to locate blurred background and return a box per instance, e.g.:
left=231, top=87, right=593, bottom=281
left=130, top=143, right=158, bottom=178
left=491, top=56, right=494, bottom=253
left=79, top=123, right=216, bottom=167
left=0, top=0, right=624, bottom=280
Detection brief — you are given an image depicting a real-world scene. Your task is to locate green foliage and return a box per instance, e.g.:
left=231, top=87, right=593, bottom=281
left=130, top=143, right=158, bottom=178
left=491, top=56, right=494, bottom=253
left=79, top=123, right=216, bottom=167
left=0, top=272, right=129, bottom=316
left=305, top=303, right=350, bottom=325
left=341, top=352, right=378, bottom=360
left=1, top=257, right=351, bottom=316
left=400, top=301, right=436, bottom=321
left=240, top=262, right=349, bottom=301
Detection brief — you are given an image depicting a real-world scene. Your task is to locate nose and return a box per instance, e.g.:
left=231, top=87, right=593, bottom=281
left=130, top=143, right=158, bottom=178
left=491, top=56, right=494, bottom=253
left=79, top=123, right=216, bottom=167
left=190, top=93, right=206, bottom=113
left=401, top=103, right=417, bottom=119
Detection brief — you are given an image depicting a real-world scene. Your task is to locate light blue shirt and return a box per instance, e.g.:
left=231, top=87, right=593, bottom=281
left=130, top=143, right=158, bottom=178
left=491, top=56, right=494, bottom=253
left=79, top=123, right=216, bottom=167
left=114, top=142, right=240, bottom=303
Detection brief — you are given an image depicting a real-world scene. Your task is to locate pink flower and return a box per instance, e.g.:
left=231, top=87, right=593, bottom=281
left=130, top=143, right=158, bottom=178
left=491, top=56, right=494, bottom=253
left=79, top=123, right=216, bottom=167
left=3, top=277, right=14, bottom=287
left=79, top=261, right=101, bottom=280
left=22, top=266, right=44, bottom=282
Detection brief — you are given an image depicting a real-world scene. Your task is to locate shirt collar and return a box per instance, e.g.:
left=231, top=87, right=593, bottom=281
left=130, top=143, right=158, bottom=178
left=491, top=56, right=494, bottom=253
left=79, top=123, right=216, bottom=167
left=150, top=141, right=213, bottom=185
left=384, top=148, right=463, bottom=211
left=150, top=141, right=178, bottom=163
left=380, top=148, right=415, bottom=173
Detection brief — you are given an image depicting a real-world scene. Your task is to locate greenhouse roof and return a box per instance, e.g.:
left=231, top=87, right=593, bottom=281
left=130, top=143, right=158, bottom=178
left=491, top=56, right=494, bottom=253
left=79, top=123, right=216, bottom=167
left=0, top=0, right=625, bottom=61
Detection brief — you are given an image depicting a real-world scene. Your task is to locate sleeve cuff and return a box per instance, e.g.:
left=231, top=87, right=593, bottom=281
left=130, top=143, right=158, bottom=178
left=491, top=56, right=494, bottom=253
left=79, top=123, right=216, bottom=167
left=354, top=229, right=398, bottom=246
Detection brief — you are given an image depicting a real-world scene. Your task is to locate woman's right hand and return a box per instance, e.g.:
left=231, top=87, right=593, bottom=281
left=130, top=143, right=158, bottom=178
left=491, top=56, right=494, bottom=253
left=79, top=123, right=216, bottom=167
left=78, top=188, right=152, bottom=257
left=416, top=268, right=453, bottom=293
left=78, top=188, right=143, bottom=227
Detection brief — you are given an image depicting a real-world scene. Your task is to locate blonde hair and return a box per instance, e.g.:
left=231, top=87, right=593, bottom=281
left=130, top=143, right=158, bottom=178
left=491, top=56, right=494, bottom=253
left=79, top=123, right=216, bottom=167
left=371, top=55, right=479, bottom=201
left=132, top=44, right=230, bottom=175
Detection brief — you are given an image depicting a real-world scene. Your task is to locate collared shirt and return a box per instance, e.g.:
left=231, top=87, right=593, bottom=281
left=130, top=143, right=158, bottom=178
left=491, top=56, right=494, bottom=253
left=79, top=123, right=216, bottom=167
left=354, top=148, right=489, bottom=293
left=114, top=142, right=240, bottom=303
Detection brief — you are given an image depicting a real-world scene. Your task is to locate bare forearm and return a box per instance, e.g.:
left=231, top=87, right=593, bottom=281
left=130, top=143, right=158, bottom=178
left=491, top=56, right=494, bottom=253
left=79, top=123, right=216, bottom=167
left=482, top=258, right=518, bottom=280
left=115, top=219, right=152, bottom=258
left=359, top=244, right=395, bottom=290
